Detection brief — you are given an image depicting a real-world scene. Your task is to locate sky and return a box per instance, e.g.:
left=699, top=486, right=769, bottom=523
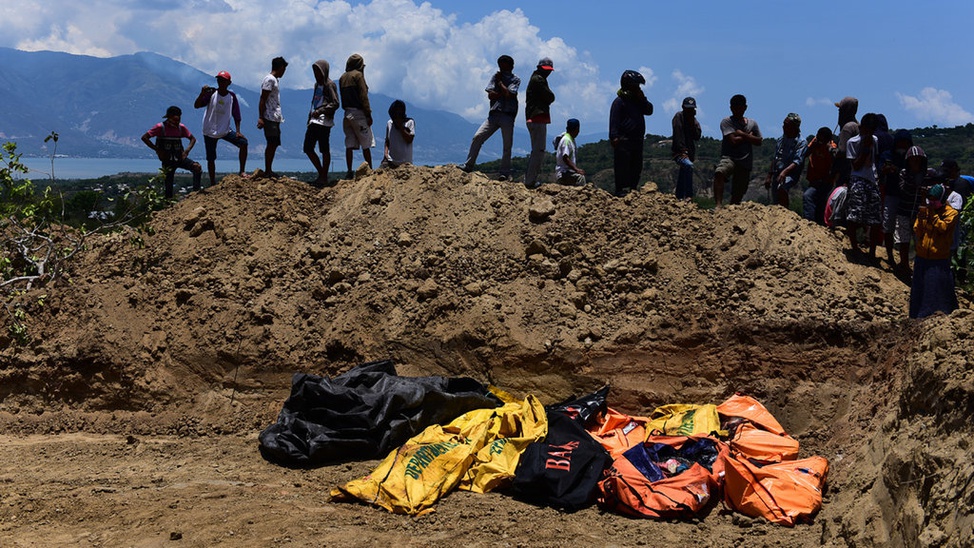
left=4, top=0, right=974, bottom=140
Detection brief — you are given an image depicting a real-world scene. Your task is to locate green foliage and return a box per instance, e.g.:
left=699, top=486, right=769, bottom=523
left=1, top=139, right=166, bottom=346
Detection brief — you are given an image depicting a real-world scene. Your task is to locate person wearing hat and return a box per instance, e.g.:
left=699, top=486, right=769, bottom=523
left=910, top=183, right=959, bottom=319
left=671, top=97, right=701, bottom=201
left=258, top=56, right=288, bottom=178
left=609, top=70, right=654, bottom=197
left=194, top=70, right=248, bottom=186
left=140, top=106, right=202, bottom=199
left=461, top=55, right=521, bottom=180
left=523, top=57, right=555, bottom=188
left=712, top=94, right=762, bottom=206
left=553, top=118, right=585, bottom=187
left=340, top=53, right=374, bottom=179
left=765, top=113, right=807, bottom=209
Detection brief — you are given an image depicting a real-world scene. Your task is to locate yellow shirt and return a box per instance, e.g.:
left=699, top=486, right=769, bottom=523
left=914, top=204, right=959, bottom=260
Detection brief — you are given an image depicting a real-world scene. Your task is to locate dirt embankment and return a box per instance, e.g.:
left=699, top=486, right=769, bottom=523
left=0, top=165, right=971, bottom=546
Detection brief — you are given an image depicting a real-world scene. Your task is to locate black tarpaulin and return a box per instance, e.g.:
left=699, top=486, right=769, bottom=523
left=259, top=360, right=501, bottom=466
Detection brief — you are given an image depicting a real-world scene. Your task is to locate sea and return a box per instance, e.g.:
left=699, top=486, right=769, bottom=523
left=19, top=157, right=321, bottom=180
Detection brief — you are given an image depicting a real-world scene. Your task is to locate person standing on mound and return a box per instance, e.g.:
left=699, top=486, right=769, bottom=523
left=340, top=53, right=374, bottom=180
left=194, top=70, right=248, bottom=186
left=910, top=184, right=959, bottom=319
left=461, top=55, right=520, bottom=181
left=257, top=56, right=288, bottom=178
left=524, top=57, right=555, bottom=189
left=141, top=106, right=202, bottom=200
left=712, top=94, right=761, bottom=206
left=609, top=70, right=654, bottom=197
left=304, top=59, right=339, bottom=187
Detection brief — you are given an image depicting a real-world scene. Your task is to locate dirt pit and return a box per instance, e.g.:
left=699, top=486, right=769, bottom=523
left=1, top=166, right=972, bottom=546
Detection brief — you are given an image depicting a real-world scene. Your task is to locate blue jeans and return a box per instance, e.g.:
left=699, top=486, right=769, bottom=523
left=674, top=156, right=694, bottom=199
left=803, top=183, right=829, bottom=225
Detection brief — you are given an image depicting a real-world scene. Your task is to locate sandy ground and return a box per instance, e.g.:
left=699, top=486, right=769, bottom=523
left=1, top=165, right=972, bottom=546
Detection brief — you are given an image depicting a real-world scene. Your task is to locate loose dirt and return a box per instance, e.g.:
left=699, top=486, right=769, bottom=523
left=1, top=165, right=972, bottom=547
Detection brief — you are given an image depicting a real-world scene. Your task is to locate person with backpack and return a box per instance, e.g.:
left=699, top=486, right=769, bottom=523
left=194, top=70, right=248, bottom=186
left=141, top=105, right=202, bottom=199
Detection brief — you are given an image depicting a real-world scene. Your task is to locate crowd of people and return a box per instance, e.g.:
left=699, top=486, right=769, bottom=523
left=140, top=55, right=968, bottom=320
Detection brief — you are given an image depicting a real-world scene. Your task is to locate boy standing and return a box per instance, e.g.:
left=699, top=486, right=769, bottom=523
left=766, top=113, right=806, bottom=209
left=305, top=59, right=339, bottom=187
left=258, top=56, right=288, bottom=178
left=713, top=94, right=762, bottom=206
left=141, top=106, right=202, bottom=199
left=845, top=113, right=881, bottom=259
left=340, top=54, right=374, bottom=179
left=194, top=70, right=248, bottom=186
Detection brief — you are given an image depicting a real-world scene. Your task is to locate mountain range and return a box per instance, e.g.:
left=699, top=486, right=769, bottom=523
left=0, top=47, right=605, bottom=165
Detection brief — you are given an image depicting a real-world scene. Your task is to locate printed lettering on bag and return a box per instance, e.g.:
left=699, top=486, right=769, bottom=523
left=544, top=441, right=580, bottom=472
left=404, top=441, right=461, bottom=480
left=622, top=420, right=638, bottom=435
left=488, top=438, right=508, bottom=456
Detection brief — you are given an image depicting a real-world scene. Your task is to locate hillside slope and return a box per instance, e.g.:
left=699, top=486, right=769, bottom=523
left=0, top=165, right=971, bottom=546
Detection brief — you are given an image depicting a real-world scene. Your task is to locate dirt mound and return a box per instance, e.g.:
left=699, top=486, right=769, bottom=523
left=1, top=165, right=972, bottom=545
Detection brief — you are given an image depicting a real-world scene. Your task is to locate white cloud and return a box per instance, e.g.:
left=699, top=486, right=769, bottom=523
left=663, top=70, right=704, bottom=115
left=0, top=0, right=624, bottom=130
left=805, top=97, right=833, bottom=107
left=896, top=87, right=974, bottom=126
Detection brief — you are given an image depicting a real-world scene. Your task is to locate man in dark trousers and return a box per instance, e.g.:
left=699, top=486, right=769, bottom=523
left=671, top=96, right=701, bottom=201
left=524, top=57, right=555, bottom=188
left=461, top=55, right=521, bottom=180
left=609, top=70, right=653, bottom=197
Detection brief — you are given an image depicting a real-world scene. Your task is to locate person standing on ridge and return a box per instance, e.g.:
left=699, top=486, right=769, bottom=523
left=802, top=127, right=837, bottom=225
left=712, top=94, right=762, bottom=206
left=257, top=56, right=288, bottom=178
left=461, top=55, right=520, bottom=181
left=910, top=183, right=959, bottom=319
left=141, top=105, right=202, bottom=199
left=340, top=54, right=374, bottom=180
left=844, top=112, right=882, bottom=261
left=766, top=113, right=806, bottom=209
left=304, top=59, right=339, bottom=187
left=524, top=57, right=555, bottom=189
left=834, top=96, right=859, bottom=189
left=671, top=96, right=701, bottom=201
left=194, top=70, right=248, bottom=186
left=609, top=69, right=653, bottom=197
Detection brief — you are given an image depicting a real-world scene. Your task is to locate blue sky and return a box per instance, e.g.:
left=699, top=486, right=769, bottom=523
left=4, top=0, right=974, bottom=140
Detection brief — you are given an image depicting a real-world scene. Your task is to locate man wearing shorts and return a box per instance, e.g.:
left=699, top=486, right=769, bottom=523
left=258, top=56, right=287, bottom=178
left=765, top=113, right=806, bottom=209
left=713, top=94, right=762, bottom=206
left=194, top=70, right=248, bottom=186
left=339, top=53, right=374, bottom=180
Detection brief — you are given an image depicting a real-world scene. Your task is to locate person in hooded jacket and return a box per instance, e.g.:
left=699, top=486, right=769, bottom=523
left=305, top=59, right=339, bottom=187
left=340, top=54, right=374, bottom=179
left=524, top=57, right=555, bottom=189
left=609, top=70, right=653, bottom=197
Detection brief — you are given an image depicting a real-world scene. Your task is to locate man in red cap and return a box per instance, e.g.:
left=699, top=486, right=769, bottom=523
left=194, top=70, right=248, bottom=185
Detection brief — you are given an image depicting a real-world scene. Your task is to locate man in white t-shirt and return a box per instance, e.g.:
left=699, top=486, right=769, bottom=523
left=553, top=118, right=585, bottom=187
left=194, top=70, right=248, bottom=186
left=257, top=56, right=287, bottom=178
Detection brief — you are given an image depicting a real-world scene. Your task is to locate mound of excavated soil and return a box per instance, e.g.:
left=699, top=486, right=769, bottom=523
left=1, top=165, right=972, bottom=546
